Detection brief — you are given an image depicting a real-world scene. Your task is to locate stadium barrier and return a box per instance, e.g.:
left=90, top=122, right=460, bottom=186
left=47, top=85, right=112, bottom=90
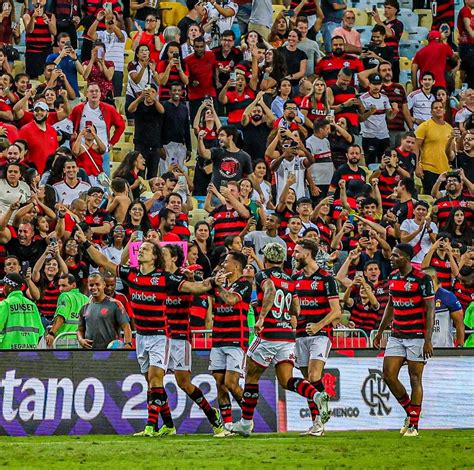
left=0, top=349, right=472, bottom=436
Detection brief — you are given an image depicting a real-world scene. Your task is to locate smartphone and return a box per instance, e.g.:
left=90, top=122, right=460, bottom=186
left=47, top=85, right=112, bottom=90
left=26, top=83, right=32, bottom=90
left=355, top=271, right=363, bottom=278
left=136, top=230, right=143, bottom=241
left=230, top=71, right=236, bottom=81
left=372, top=5, right=377, bottom=12
left=85, top=120, right=92, bottom=128
left=65, top=40, right=71, bottom=48
left=361, top=230, right=370, bottom=239
left=144, top=84, right=152, bottom=90
left=177, top=175, right=186, bottom=186
left=21, top=261, right=30, bottom=276
left=172, top=52, right=179, bottom=59
left=244, top=240, right=254, bottom=248
left=328, top=109, right=335, bottom=118
left=97, top=48, right=104, bottom=59
left=220, top=180, right=228, bottom=188
left=103, top=2, right=112, bottom=12
left=461, top=83, right=468, bottom=93
left=348, top=214, right=355, bottom=224
left=283, top=9, right=295, bottom=16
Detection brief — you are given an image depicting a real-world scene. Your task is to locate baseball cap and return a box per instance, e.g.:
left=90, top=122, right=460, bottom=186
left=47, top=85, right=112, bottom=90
left=1, top=273, right=26, bottom=288
left=33, top=101, right=49, bottom=112
left=263, top=243, right=286, bottom=264
left=368, top=73, right=382, bottom=85
left=428, top=30, right=442, bottom=41
left=187, top=264, right=203, bottom=272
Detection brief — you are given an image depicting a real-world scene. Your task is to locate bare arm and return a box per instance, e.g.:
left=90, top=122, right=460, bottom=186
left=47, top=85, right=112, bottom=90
left=452, top=310, right=465, bottom=347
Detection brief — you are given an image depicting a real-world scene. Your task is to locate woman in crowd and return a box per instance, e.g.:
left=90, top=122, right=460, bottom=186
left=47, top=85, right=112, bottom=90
left=132, top=12, right=163, bottom=64
left=300, top=77, right=332, bottom=128
left=82, top=41, right=115, bottom=103
left=157, top=41, right=188, bottom=101
left=268, top=14, right=289, bottom=48
left=193, top=220, right=213, bottom=278
left=62, top=237, right=88, bottom=290
left=444, top=207, right=473, bottom=247
left=122, top=199, right=151, bottom=242
left=113, top=151, right=146, bottom=200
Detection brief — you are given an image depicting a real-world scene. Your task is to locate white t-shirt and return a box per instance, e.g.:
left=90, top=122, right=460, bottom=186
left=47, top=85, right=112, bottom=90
left=360, top=91, right=391, bottom=139
left=205, top=1, right=238, bottom=35
left=96, top=30, right=126, bottom=72
left=125, top=62, right=157, bottom=97
left=79, top=102, right=109, bottom=149
left=454, top=106, right=473, bottom=125
left=53, top=180, right=91, bottom=206
left=399, top=219, right=438, bottom=264
left=407, top=89, right=435, bottom=127
left=306, top=135, right=334, bottom=185
left=275, top=155, right=307, bottom=201
left=0, top=179, right=31, bottom=223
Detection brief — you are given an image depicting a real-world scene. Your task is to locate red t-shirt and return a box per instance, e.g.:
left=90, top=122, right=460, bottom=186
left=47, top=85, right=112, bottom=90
left=413, top=42, right=454, bottom=88
left=18, top=121, right=58, bottom=174
left=76, top=145, right=104, bottom=176
left=458, top=6, right=474, bottom=45
left=16, top=110, right=59, bottom=128
left=225, top=87, right=255, bottom=125
left=184, top=52, right=217, bottom=100
left=0, top=122, right=19, bottom=143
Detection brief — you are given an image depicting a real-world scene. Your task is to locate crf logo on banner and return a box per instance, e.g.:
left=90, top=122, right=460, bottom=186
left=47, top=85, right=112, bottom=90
left=361, top=369, right=392, bottom=416
left=322, top=369, right=340, bottom=401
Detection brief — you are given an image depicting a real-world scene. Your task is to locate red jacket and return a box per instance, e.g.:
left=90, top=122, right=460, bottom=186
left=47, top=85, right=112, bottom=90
left=69, top=101, right=125, bottom=147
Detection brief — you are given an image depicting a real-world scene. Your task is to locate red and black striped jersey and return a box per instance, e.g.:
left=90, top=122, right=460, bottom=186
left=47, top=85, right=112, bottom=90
left=374, top=278, right=390, bottom=317
left=84, top=208, right=113, bottom=245
left=452, top=279, right=474, bottom=312
left=378, top=170, right=402, bottom=212
left=212, top=277, right=252, bottom=349
left=211, top=205, right=248, bottom=245
left=316, top=219, right=333, bottom=247
left=26, top=13, right=53, bottom=52
left=293, top=268, right=339, bottom=338
left=290, top=0, right=316, bottom=15
left=166, top=271, right=193, bottom=340
left=434, top=193, right=474, bottom=228
left=118, top=266, right=184, bottom=336
left=315, top=54, right=364, bottom=87
left=349, top=298, right=381, bottom=333
left=255, top=267, right=296, bottom=342
left=429, top=252, right=453, bottom=290
left=330, top=84, right=359, bottom=128
left=282, top=234, right=297, bottom=274
left=276, top=207, right=295, bottom=236
left=383, top=18, right=403, bottom=59
left=37, top=280, right=60, bottom=319
left=300, top=96, right=328, bottom=124
left=395, top=147, right=417, bottom=174
left=388, top=268, right=435, bottom=338
left=382, top=82, right=407, bottom=132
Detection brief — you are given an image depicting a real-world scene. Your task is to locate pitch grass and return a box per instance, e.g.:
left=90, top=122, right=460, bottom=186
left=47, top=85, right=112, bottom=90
left=0, top=430, right=473, bottom=469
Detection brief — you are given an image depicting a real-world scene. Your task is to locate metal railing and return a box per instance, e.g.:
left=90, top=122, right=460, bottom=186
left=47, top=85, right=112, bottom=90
left=53, top=332, right=80, bottom=349
left=369, top=330, right=391, bottom=348
left=331, top=328, right=369, bottom=348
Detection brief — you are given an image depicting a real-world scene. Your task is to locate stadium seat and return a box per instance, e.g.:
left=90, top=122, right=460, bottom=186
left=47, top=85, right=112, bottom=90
left=399, top=56, right=412, bottom=70
left=124, top=126, right=134, bottom=143
left=348, top=8, right=369, bottom=26
left=112, top=142, right=135, bottom=162
left=399, top=8, right=419, bottom=31
left=406, top=26, right=429, bottom=40
left=160, top=2, right=189, bottom=26
left=188, top=208, right=209, bottom=227
left=114, top=97, right=125, bottom=114
left=399, top=40, right=422, bottom=59
left=399, top=69, right=412, bottom=86
left=272, top=4, right=287, bottom=21
left=419, top=194, right=434, bottom=206
left=355, top=26, right=373, bottom=44
left=415, top=9, right=433, bottom=29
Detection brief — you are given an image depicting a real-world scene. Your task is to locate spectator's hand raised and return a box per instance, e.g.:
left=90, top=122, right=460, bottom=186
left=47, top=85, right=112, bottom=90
left=338, top=179, right=346, bottom=190
left=97, top=10, right=106, bottom=21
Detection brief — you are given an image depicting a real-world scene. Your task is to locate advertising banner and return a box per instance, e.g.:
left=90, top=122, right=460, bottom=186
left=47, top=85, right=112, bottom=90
left=0, top=350, right=473, bottom=436
left=0, top=351, right=276, bottom=436
left=284, top=356, right=474, bottom=432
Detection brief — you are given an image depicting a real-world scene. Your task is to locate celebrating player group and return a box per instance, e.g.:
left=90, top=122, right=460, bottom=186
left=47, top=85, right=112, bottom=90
left=81, top=233, right=435, bottom=438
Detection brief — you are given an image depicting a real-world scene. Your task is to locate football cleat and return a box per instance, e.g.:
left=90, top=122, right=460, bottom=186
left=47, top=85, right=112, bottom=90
left=300, top=421, right=325, bottom=437
left=403, top=426, right=419, bottom=437
left=226, top=419, right=253, bottom=437
left=133, top=425, right=154, bottom=437
left=314, top=392, right=331, bottom=424
left=213, top=429, right=236, bottom=438
left=155, top=425, right=177, bottom=437
left=211, top=407, right=225, bottom=435
left=400, top=416, right=410, bottom=436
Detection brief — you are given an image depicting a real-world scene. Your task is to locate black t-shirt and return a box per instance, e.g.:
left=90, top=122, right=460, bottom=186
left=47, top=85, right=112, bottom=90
left=133, top=101, right=163, bottom=147
left=6, top=237, right=47, bottom=265
left=210, top=147, right=252, bottom=186
left=396, top=148, right=417, bottom=174
left=455, top=151, right=474, bottom=184
left=278, top=47, right=308, bottom=85
left=242, top=122, right=271, bottom=163
left=362, top=45, right=395, bottom=69
left=177, top=17, right=197, bottom=44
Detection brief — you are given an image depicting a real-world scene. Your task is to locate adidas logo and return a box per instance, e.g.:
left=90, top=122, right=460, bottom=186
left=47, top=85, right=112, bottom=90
left=318, top=353, right=323, bottom=357
left=177, top=363, right=182, bottom=367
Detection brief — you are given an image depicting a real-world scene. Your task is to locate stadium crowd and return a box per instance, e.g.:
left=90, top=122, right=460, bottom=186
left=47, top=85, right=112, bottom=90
left=0, top=0, right=472, bottom=353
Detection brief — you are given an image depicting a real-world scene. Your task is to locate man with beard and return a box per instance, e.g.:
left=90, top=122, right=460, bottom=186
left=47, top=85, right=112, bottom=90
left=329, top=68, right=360, bottom=133
left=241, top=91, right=275, bottom=162
left=53, top=158, right=91, bottom=206
left=157, top=208, right=181, bottom=242
left=315, top=36, right=364, bottom=88
left=328, top=144, right=367, bottom=197
left=18, top=102, right=58, bottom=174
left=198, top=125, right=252, bottom=187
left=273, top=100, right=303, bottom=130
left=374, top=244, right=435, bottom=437
left=431, top=172, right=474, bottom=227
left=212, top=30, right=243, bottom=89
left=292, top=239, right=341, bottom=436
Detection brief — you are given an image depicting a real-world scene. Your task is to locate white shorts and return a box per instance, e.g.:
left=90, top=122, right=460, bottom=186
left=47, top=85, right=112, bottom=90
left=385, top=336, right=426, bottom=363
left=168, top=339, right=192, bottom=372
left=136, top=334, right=170, bottom=373
left=295, top=335, right=332, bottom=368
left=247, top=337, right=295, bottom=369
left=209, top=346, right=245, bottom=373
